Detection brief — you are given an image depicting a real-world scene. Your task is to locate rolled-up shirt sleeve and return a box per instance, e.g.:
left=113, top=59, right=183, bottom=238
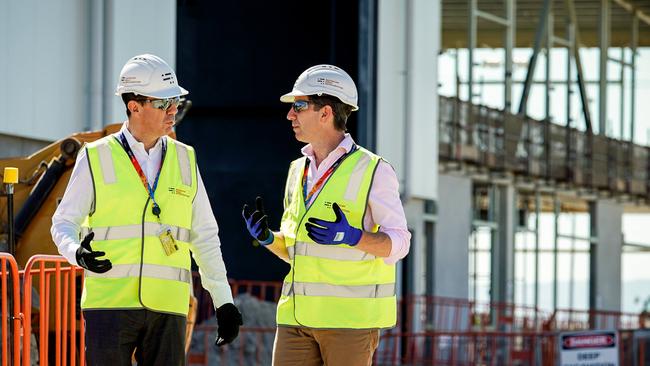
left=188, top=168, right=234, bottom=308
left=364, top=161, right=411, bottom=265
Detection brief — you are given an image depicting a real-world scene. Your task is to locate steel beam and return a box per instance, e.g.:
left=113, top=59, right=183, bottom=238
left=611, top=0, right=650, bottom=26
left=566, top=0, right=593, bottom=133
left=518, top=0, right=551, bottom=116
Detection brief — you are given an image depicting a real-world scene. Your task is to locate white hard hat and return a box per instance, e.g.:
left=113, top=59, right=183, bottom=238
left=280, top=64, right=359, bottom=111
left=115, top=54, right=188, bottom=99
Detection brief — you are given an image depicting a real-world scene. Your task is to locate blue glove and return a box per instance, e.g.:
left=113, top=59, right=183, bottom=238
left=305, top=203, right=362, bottom=246
left=242, top=196, right=274, bottom=245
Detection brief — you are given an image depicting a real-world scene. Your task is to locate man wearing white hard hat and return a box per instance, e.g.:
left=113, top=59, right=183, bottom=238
left=242, top=64, right=411, bottom=365
left=52, top=54, right=242, bottom=365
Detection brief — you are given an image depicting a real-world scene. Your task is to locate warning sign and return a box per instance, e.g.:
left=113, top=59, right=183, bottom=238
left=559, top=331, right=618, bottom=366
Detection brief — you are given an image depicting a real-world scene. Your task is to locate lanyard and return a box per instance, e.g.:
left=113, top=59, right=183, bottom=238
left=117, top=133, right=166, bottom=218
left=302, top=145, right=357, bottom=207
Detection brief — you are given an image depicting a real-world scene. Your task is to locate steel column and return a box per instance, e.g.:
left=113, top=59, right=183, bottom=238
left=599, top=0, right=610, bottom=135
left=504, top=0, right=515, bottom=112
left=546, top=9, right=554, bottom=120
left=630, top=15, right=638, bottom=143
left=468, top=0, right=477, bottom=103
left=358, top=0, right=377, bottom=150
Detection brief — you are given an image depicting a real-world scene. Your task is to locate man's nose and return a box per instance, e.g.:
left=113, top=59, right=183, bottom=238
left=287, top=107, right=297, bottom=121
left=167, top=103, right=179, bottom=115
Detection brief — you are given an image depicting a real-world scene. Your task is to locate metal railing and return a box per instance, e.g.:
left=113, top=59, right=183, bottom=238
left=439, top=96, right=650, bottom=200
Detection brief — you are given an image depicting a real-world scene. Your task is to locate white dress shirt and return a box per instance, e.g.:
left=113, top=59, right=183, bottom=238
left=301, top=134, right=411, bottom=265
left=51, top=122, right=234, bottom=307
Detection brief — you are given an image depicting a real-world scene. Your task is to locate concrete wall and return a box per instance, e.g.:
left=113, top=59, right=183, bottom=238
left=435, top=174, right=472, bottom=298
left=0, top=134, right=50, bottom=159
left=0, top=0, right=89, bottom=141
left=376, top=0, right=439, bottom=201
left=593, top=199, right=623, bottom=311
left=0, top=0, right=177, bottom=146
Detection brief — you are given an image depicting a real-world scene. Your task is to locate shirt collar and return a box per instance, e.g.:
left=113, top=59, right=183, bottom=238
left=301, top=133, right=355, bottom=160
left=119, top=121, right=165, bottom=154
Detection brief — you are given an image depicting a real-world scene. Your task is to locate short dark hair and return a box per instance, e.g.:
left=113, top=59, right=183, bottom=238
left=121, top=93, right=145, bottom=117
left=309, top=94, right=354, bottom=132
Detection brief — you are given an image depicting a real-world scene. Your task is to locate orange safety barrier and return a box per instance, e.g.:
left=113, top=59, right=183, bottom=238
left=401, top=295, right=550, bottom=332
left=0, top=253, right=21, bottom=366
left=374, top=330, right=560, bottom=366
left=544, top=307, right=641, bottom=331
left=22, top=255, right=84, bottom=366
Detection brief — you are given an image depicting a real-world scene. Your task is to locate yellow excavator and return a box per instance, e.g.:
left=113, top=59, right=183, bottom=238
left=0, top=101, right=198, bottom=357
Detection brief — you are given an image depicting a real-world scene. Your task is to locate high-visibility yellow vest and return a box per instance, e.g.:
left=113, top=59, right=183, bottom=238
left=277, top=147, right=397, bottom=329
left=80, top=135, right=197, bottom=316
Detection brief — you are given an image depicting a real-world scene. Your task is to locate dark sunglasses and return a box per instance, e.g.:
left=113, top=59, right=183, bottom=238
left=292, top=100, right=312, bottom=113
left=137, top=97, right=181, bottom=110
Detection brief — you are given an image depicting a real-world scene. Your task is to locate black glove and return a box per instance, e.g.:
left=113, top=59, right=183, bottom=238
left=75, top=232, right=112, bottom=273
left=215, top=303, right=243, bottom=347
left=242, top=196, right=273, bottom=244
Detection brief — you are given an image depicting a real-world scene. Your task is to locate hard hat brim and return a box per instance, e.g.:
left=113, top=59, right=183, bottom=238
left=280, top=89, right=308, bottom=103
left=280, top=88, right=360, bottom=111
left=115, top=85, right=189, bottom=99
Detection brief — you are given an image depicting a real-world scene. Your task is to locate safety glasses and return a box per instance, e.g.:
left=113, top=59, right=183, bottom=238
left=138, top=97, right=181, bottom=110
left=292, top=100, right=312, bottom=113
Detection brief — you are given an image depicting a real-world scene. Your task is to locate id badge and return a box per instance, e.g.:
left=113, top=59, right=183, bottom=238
left=158, top=225, right=178, bottom=256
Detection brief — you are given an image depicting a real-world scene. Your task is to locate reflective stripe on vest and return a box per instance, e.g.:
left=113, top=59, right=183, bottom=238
left=95, top=138, right=193, bottom=187
left=85, top=263, right=191, bottom=283
left=284, top=157, right=306, bottom=210
left=288, top=241, right=376, bottom=261
left=97, top=143, right=116, bottom=184
left=282, top=282, right=395, bottom=298
left=81, top=223, right=191, bottom=242
left=343, top=152, right=371, bottom=201
left=175, top=143, right=193, bottom=186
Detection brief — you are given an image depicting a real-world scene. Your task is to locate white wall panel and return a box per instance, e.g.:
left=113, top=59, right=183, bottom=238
left=104, top=0, right=177, bottom=125
left=0, top=0, right=89, bottom=141
left=377, top=0, right=439, bottom=200
left=0, top=0, right=177, bottom=142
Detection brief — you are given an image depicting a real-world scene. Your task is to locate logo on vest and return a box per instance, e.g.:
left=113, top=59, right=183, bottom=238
left=168, top=187, right=190, bottom=198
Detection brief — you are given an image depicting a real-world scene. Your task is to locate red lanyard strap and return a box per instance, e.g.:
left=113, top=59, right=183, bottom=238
left=117, top=133, right=167, bottom=218
left=302, top=145, right=357, bottom=207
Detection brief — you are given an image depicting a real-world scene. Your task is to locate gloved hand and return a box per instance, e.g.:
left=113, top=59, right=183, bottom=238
left=305, top=203, right=362, bottom=246
left=214, top=303, right=243, bottom=347
left=75, top=232, right=112, bottom=273
left=242, top=196, right=274, bottom=245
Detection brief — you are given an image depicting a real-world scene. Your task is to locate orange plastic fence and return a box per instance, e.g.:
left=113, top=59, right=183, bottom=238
left=0, top=253, right=21, bottom=366
left=21, top=255, right=84, bottom=366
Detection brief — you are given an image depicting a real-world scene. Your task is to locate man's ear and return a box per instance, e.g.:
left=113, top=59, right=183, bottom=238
left=128, top=100, right=140, bottom=114
left=320, top=105, right=333, bottom=120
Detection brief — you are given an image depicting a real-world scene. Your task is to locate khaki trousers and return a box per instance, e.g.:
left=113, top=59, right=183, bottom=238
left=272, top=326, right=380, bottom=366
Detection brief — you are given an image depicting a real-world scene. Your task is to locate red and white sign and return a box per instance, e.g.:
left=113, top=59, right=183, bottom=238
left=560, top=331, right=618, bottom=366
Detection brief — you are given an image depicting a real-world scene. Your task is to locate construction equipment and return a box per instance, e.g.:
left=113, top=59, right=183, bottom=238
left=0, top=100, right=197, bottom=362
